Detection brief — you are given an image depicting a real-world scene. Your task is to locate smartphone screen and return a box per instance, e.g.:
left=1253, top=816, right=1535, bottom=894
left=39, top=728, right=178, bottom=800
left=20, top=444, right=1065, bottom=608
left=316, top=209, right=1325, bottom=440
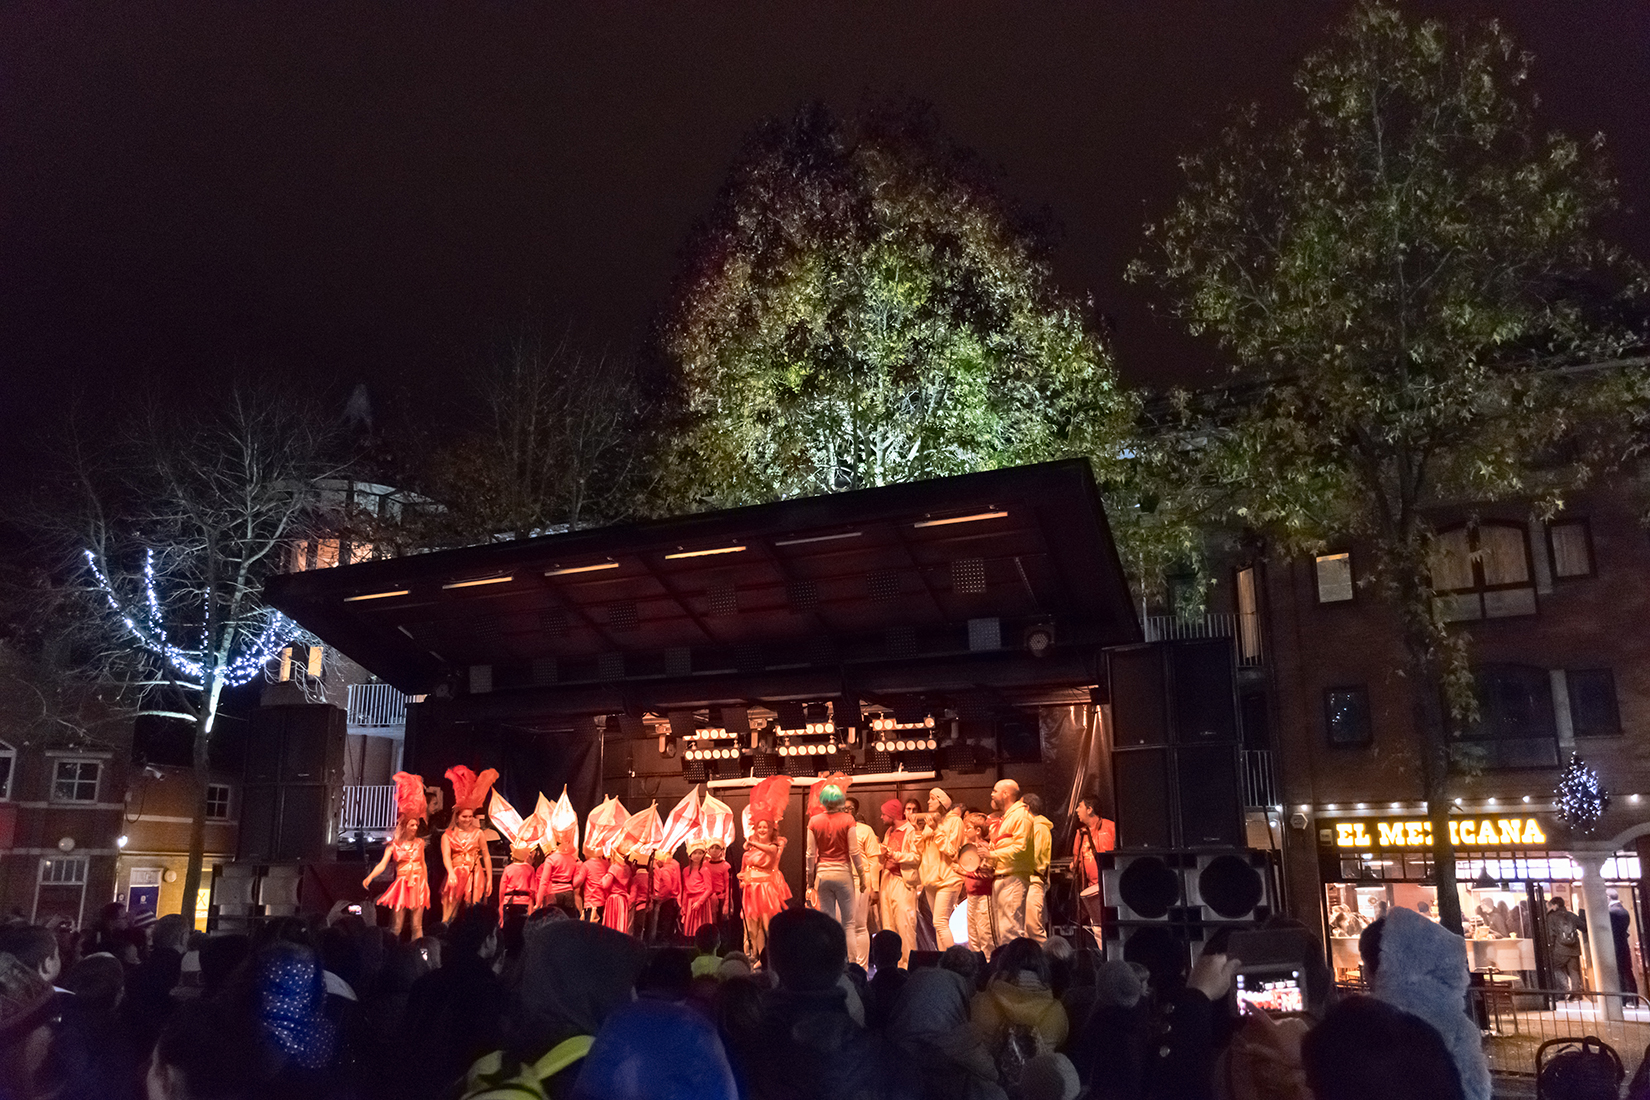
left=1234, top=970, right=1303, bottom=1014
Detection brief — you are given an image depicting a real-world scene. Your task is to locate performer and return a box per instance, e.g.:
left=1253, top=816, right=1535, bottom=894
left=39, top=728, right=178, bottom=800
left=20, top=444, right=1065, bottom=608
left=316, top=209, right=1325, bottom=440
left=649, top=849, right=682, bottom=943
left=680, top=840, right=717, bottom=940
left=440, top=765, right=497, bottom=924
left=962, top=812, right=995, bottom=954
left=536, top=828, right=586, bottom=914
left=916, top=788, right=966, bottom=950
left=843, top=796, right=880, bottom=969
left=878, top=799, right=919, bottom=967
left=740, top=775, right=792, bottom=960
left=601, top=847, right=638, bottom=935
left=582, top=797, right=626, bottom=923
left=705, top=841, right=732, bottom=938
left=490, top=789, right=547, bottom=919
left=363, top=771, right=429, bottom=940
left=1072, top=794, right=1116, bottom=928
left=806, top=784, right=865, bottom=933
left=1023, top=793, right=1055, bottom=943
left=987, top=779, right=1035, bottom=949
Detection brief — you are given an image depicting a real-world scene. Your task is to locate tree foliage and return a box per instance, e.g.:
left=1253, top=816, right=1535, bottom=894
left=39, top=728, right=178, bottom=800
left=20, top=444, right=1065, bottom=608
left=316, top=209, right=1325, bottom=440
left=662, top=103, right=1136, bottom=508
left=1134, top=2, right=1646, bottom=932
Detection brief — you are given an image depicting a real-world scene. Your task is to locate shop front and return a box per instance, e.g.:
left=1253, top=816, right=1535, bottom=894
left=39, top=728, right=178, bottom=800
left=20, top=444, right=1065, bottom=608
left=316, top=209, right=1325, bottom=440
left=1316, top=811, right=1645, bottom=995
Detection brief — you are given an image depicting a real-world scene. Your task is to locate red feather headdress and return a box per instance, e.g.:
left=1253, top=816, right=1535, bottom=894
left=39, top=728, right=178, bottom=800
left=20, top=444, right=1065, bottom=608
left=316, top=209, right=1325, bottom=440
left=445, top=765, right=499, bottom=813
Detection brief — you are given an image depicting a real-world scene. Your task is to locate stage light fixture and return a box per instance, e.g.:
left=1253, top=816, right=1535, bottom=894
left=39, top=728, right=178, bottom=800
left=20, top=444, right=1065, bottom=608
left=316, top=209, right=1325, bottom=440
left=912, top=510, right=1008, bottom=529
left=442, top=575, right=514, bottom=590
left=544, top=561, right=620, bottom=577
left=345, top=589, right=410, bottom=602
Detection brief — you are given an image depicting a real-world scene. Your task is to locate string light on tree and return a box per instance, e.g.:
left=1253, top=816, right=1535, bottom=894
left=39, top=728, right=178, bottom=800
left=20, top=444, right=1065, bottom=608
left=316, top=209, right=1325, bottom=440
left=1554, top=754, right=1610, bottom=836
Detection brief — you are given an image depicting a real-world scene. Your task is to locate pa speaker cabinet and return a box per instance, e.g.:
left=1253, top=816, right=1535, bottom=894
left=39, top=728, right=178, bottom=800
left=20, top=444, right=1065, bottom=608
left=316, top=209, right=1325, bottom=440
left=1181, top=849, right=1277, bottom=923
left=1101, top=851, right=1187, bottom=921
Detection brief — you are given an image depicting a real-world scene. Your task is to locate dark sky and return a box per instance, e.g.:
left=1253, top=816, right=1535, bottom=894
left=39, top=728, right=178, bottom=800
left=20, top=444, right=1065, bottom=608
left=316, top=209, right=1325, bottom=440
left=3, top=1, right=1647, bottom=450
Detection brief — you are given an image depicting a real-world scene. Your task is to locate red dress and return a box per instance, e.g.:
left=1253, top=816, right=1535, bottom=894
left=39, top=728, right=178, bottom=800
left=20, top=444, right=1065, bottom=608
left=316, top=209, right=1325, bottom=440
left=680, top=863, right=717, bottom=937
left=601, top=860, right=635, bottom=934
left=705, top=859, right=731, bottom=915
left=443, top=827, right=488, bottom=905
left=739, top=842, right=791, bottom=922
left=377, top=838, right=429, bottom=911
left=536, top=852, right=585, bottom=908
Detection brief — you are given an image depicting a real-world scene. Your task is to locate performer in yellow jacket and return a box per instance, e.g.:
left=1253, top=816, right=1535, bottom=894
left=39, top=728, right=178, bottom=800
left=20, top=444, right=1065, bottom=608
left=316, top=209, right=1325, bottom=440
left=1023, top=793, right=1055, bottom=943
left=987, top=779, right=1036, bottom=950
left=915, top=787, right=966, bottom=950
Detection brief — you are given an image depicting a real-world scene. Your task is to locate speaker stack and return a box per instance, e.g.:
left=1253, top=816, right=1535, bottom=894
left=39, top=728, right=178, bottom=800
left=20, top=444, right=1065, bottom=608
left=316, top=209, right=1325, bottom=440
left=1104, top=640, right=1276, bottom=980
left=238, top=703, right=347, bottom=862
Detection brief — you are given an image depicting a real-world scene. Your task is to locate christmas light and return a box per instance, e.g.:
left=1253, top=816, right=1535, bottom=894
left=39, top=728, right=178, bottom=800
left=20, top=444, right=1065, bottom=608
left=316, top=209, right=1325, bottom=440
left=85, top=547, right=303, bottom=691
left=1554, top=754, right=1610, bottom=836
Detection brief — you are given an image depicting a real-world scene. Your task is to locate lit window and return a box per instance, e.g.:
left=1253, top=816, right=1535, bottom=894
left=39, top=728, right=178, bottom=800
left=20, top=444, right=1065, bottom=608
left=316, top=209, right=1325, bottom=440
left=0, top=741, right=13, bottom=800
left=205, top=784, right=232, bottom=820
left=38, top=857, right=87, bottom=885
left=1431, top=523, right=1535, bottom=621
left=315, top=539, right=341, bottom=570
left=1548, top=520, right=1594, bottom=579
left=1235, top=567, right=1262, bottom=661
left=306, top=645, right=324, bottom=677
left=1315, top=553, right=1354, bottom=603
left=51, top=760, right=100, bottom=803
left=1567, top=669, right=1620, bottom=737
left=1324, top=687, right=1371, bottom=747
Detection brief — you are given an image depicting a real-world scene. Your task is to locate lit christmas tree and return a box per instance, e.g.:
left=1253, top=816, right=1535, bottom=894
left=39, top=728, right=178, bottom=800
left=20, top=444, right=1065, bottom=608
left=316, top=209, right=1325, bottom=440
left=1554, top=754, right=1610, bottom=836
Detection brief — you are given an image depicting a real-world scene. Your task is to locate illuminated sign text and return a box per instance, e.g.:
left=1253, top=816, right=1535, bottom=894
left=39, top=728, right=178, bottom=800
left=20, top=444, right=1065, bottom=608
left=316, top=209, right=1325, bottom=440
left=1333, top=817, right=1546, bottom=849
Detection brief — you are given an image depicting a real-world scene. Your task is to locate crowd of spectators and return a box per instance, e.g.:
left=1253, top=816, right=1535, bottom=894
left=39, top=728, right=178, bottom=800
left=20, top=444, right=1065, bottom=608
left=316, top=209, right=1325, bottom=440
left=0, top=892, right=1510, bottom=1100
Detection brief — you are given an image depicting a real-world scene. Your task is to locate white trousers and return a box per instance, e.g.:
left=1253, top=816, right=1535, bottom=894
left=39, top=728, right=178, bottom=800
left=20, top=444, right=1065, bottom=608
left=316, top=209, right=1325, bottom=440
left=992, top=874, right=1029, bottom=951
left=966, top=894, right=993, bottom=955
left=881, top=875, right=918, bottom=966
left=1026, top=878, right=1047, bottom=943
left=927, top=884, right=962, bottom=951
left=849, top=886, right=872, bottom=969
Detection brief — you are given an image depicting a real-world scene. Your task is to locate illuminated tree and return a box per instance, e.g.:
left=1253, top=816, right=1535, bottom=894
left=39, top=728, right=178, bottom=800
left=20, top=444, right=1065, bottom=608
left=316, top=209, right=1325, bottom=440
left=67, top=392, right=339, bottom=912
left=661, top=103, right=1136, bottom=508
left=1135, top=3, right=1646, bottom=931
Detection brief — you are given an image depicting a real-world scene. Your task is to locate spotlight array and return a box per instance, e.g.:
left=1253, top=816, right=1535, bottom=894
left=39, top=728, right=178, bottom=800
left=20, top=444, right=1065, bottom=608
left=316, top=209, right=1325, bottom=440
left=868, top=713, right=938, bottom=753
left=684, top=746, right=742, bottom=761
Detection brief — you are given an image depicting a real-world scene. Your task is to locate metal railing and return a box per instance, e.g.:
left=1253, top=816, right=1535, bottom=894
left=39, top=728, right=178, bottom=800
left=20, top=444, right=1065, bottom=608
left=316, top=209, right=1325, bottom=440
left=1241, top=750, right=1279, bottom=809
left=347, top=683, right=410, bottom=729
left=1140, top=613, right=1263, bottom=666
left=338, top=785, right=398, bottom=834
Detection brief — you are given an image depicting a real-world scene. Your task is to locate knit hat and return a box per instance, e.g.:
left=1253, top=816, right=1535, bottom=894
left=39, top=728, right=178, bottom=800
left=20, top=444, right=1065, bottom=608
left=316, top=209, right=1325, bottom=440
left=882, top=799, right=905, bottom=824
left=929, top=787, right=952, bottom=811
left=0, top=951, right=54, bottom=1035
left=1019, top=1053, right=1081, bottom=1100
left=1094, top=959, right=1144, bottom=1009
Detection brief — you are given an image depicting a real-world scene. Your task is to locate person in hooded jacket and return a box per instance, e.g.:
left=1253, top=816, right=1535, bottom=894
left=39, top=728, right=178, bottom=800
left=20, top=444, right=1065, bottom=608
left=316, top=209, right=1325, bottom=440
left=887, top=967, right=1007, bottom=1100
left=1359, top=908, right=1491, bottom=1100
left=969, top=938, right=1069, bottom=1058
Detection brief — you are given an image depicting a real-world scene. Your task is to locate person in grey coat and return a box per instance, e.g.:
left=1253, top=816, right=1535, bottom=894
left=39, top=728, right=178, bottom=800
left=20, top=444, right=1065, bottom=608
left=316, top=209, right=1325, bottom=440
left=1360, top=906, right=1492, bottom=1100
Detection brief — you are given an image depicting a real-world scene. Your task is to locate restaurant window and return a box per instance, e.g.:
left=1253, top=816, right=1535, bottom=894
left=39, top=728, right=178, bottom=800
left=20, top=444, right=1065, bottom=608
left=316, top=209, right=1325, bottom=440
left=1568, top=669, right=1621, bottom=738
left=1460, top=664, right=1559, bottom=768
left=1547, top=520, right=1594, bottom=579
left=205, top=784, right=232, bottom=820
left=1431, top=522, right=1536, bottom=621
left=51, top=760, right=101, bottom=803
left=1324, top=686, right=1372, bottom=747
left=1315, top=553, right=1354, bottom=604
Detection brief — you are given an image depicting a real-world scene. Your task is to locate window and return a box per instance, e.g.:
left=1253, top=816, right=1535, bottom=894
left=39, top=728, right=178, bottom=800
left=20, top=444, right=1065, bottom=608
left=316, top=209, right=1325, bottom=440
left=1459, top=665, right=1559, bottom=768
left=305, top=645, right=324, bottom=678
left=1432, top=523, right=1536, bottom=621
left=1324, top=686, right=1372, bottom=747
left=1568, top=669, right=1620, bottom=737
left=51, top=760, right=100, bottom=803
left=1315, top=553, right=1354, bottom=603
left=0, top=740, right=13, bottom=800
left=1235, top=567, right=1262, bottom=662
left=1548, top=520, right=1594, bottom=579
left=205, top=784, right=232, bottom=820
left=38, top=857, right=87, bottom=885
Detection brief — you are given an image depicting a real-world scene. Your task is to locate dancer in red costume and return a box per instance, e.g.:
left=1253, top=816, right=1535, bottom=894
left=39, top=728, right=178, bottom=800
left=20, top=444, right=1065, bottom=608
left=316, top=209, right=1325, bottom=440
left=739, top=775, right=792, bottom=960
left=536, top=788, right=585, bottom=912
left=679, top=840, right=717, bottom=940
left=601, top=849, right=637, bottom=934
left=582, top=796, right=628, bottom=922
left=879, top=798, right=919, bottom=967
left=363, top=772, right=429, bottom=939
left=441, top=765, right=497, bottom=923
left=649, top=849, right=682, bottom=942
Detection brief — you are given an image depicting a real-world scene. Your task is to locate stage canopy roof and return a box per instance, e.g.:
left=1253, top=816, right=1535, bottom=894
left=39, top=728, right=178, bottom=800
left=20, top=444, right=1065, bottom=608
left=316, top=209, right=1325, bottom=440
left=266, top=460, right=1140, bottom=720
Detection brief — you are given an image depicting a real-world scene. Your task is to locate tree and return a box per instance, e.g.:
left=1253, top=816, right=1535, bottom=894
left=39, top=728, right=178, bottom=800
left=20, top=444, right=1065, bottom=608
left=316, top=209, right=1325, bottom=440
left=1134, top=3, right=1646, bottom=933
left=661, top=103, right=1136, bottom=508
left=419, top=335, right=651, bottom=543
left=69, top=392, right=340, bottom=914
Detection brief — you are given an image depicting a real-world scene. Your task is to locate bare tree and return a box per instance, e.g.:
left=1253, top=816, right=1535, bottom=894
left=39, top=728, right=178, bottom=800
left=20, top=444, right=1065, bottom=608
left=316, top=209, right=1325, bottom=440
left=64, top=391, right=342, bottom=911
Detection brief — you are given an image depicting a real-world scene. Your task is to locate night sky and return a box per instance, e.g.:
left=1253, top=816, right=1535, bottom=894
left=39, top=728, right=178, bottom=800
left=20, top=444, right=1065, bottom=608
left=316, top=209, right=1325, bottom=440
left=3, top=2, right=1647, bottom=456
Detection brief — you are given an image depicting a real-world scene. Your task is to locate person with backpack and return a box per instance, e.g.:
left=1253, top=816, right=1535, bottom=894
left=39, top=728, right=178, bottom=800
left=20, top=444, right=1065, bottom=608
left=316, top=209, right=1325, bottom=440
left=1547, top=897, right=1587, bottom=999
left=969, top=938, right=1069, bottom=1093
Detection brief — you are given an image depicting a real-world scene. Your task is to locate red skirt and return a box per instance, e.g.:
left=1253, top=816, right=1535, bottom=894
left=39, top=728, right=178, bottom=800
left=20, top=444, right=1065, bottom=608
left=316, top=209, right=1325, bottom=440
left=602, top=893, right=633, bottom=935
left=681, top=893, right=717, bottom=938
left=378, top=870, right=429, bottom=912
left=742, top=874, right=791, bottom=923
left=443, top=865, right=485, bottom=906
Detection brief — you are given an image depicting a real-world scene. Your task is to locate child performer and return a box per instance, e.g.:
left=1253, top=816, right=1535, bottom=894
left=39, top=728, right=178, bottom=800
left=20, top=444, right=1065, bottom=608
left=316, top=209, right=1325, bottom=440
left=962, top=812, right=995, bottom=956
left=679, top=839, right=717, bottom=941
left=601, top=846, right=638, bottom=935
left=739, top=775, right=792, bottom=960
left=441, top=765, right=498, bottom=924
left=648, top=849, right=681, bottom=943
left=495, top=801, right=545, bottom=919
left=536, top=807, right=586, bottom=914
left=363, top=772, right=430, bottom=939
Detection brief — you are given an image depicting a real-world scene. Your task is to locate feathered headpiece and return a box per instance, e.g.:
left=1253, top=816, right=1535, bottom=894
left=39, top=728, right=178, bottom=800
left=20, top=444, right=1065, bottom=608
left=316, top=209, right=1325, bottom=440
left=746, top=775, right=793, bottom=832
left=392, top=772, right=427, bottom=824
left=549, top=787, right=580, bottom=854
left=657, top=787, right=703, bottom=857
left=807, top=772, right=852, bottom=818
left=488, top=789, right=547, bottom=850
left=585, top=796, right=630, bottom=857
left=615, top=802, right=663, bottom=861
left=697, top=792, right=735, bottom=849
left=445, top=765, right=499, bottom=813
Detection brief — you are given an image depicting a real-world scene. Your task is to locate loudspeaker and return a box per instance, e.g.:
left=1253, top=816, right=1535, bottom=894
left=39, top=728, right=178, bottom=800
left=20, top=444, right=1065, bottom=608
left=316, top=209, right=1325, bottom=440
left=1113, top=748, right=1172, bottom=849
left=1101, top=849, right=1280, bottom=982
left=1109, top=646, right=1168, bottom=747
left=240, top=703, right=346, bottom=861
left=1176, top=745, right=1244, bottom=848
left=1171, top=641, right=1237, bottom=743
left=1183, top=850, right=1273, bottom=921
